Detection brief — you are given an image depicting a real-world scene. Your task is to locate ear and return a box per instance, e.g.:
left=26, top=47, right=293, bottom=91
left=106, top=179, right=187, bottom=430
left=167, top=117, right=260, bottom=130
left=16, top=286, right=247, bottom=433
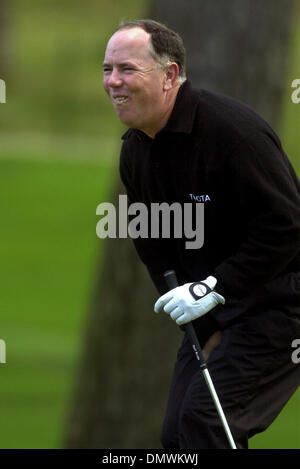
left=163, top=62, right=179, bottom=91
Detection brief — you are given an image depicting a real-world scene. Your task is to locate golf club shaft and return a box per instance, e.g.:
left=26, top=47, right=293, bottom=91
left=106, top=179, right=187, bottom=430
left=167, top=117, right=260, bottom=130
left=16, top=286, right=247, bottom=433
left=202, top=368, right=237, bottom=449
left=163, top=269, right=237, bottom=449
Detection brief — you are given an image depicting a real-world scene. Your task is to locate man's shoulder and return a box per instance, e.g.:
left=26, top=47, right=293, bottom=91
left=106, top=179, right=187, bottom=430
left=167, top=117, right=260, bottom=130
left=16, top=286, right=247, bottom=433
left=194, top=87, right=275, bottom=134
left=192, top=86, right=280, bottom=150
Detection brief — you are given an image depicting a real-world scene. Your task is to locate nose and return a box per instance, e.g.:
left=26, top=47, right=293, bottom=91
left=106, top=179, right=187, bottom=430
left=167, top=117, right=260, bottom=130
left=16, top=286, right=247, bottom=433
left=105, top=68, right=123, bottom=88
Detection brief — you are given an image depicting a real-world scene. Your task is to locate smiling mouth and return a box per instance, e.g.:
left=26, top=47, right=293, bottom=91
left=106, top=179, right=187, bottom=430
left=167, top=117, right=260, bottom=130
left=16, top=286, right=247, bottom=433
left=112, top=96, right=129, bottom=105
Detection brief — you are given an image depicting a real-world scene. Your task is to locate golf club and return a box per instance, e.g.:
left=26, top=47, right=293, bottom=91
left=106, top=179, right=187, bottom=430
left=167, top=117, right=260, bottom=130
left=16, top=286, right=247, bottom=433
left=163, top=269, right=237, bottom=449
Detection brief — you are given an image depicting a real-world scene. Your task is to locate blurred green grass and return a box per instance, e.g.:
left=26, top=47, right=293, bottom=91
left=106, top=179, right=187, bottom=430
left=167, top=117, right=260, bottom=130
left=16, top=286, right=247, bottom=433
left=0, top=156, right=115, bottom=448
left=0, top=0, right=299, bottom=449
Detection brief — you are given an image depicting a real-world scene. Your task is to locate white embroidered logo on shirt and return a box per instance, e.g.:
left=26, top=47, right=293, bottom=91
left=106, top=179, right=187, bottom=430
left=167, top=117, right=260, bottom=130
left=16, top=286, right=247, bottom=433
left=189, top=194, right=211, bottom=202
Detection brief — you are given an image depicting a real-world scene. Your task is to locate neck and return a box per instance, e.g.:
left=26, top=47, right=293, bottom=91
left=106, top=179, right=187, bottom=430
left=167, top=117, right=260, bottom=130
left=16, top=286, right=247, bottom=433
left=142, top=84, right=181, bottom=138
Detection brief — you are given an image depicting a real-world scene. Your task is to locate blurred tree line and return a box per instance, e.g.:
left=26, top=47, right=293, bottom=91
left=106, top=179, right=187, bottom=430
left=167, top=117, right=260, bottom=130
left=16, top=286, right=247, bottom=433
left=0, top=0, right=7, bottom=76
left=65, top=0, right=297, bottom=449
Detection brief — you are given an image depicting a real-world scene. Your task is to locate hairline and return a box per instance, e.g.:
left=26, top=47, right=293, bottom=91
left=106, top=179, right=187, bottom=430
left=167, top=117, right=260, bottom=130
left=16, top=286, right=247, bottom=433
left=116, top=24, right=187, bottom=85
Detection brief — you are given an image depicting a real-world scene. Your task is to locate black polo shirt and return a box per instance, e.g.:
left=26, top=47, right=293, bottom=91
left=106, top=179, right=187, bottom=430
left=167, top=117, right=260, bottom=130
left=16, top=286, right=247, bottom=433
left=119, top=80, right=300, bottom=338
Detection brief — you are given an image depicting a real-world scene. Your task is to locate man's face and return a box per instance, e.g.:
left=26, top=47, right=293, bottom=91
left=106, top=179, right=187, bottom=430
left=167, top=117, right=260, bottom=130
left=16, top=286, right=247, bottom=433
left=102, top=28, right=168, bottom=137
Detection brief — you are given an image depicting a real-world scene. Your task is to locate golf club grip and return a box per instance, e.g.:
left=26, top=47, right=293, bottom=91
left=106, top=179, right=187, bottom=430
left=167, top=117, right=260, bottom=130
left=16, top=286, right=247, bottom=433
left=163, top=270, right=206, bottom=368
left=163, top=269, right=180, bottom=290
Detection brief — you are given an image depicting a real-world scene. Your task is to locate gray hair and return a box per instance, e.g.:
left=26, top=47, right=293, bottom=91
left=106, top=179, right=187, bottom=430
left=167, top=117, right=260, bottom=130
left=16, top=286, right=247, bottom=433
left=117, top=19, right=187, bottom=84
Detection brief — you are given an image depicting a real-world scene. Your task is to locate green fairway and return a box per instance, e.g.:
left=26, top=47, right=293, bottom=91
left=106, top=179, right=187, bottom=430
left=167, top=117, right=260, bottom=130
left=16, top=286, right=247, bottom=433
left=0, top=151, right=115, bottom=448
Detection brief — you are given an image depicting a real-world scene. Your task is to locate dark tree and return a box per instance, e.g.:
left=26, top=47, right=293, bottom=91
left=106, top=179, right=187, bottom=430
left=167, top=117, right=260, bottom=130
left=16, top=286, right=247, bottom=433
left=151, top=0, right=294, bottom=129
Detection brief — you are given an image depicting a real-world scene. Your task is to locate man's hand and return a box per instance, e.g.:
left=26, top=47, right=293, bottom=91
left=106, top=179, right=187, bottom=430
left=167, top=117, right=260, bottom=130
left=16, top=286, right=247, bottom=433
left=154, top=276, right=225, bottom=326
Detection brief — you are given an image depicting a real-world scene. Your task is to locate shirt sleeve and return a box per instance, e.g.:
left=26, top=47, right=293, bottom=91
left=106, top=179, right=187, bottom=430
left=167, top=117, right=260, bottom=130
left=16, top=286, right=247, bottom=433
left=213, top=132, right=300, bottom=298
left=119, top=143, right=174, bottom=294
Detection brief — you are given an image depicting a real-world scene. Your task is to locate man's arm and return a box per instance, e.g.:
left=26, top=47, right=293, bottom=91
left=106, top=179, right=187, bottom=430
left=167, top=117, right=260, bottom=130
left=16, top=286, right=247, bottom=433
left=119, top=143, right=174, bottom=294
left=213, top=134, right=300, bottom=298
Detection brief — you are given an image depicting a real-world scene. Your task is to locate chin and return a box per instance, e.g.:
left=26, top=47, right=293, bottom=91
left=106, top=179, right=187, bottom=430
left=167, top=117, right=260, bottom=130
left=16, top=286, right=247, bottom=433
left=118, top=116, right=139, bottom=129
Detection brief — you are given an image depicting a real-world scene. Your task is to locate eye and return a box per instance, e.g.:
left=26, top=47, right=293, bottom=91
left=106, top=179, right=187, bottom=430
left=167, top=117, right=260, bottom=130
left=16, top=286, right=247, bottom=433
left=122, top=66, right=135, bottom=72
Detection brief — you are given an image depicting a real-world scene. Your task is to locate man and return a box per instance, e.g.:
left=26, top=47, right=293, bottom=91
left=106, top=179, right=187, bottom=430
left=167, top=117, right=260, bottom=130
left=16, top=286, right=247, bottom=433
left=102, top=19, right=300, bottom=449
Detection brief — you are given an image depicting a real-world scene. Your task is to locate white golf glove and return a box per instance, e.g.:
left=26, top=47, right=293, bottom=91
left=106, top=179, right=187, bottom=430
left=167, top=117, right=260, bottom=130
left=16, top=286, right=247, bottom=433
left=154, top=276, right=225, bottom=326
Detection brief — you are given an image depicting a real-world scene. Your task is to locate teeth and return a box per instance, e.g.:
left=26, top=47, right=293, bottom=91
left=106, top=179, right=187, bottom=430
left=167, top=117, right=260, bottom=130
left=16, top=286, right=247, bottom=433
left=114, top=96, right=127, bottom=102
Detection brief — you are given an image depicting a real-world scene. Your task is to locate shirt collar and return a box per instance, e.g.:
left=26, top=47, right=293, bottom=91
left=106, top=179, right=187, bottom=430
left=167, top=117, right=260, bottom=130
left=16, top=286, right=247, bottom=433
left=122, top=79, right=197, bottom=140
left=161, top=79, right=197, bottom=134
